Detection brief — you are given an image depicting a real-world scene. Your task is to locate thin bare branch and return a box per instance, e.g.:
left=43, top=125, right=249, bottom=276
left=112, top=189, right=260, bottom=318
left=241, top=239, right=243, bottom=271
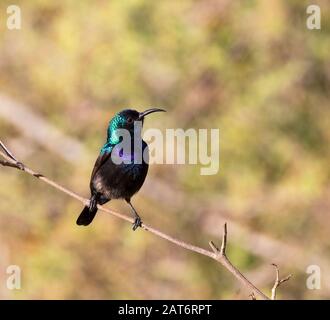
left=220, top=222, right=227, bottom=256
left=1, top=95, right=327, bottom=296
left=0, top=140, right=19, bottom=162
left=0, top=141, right=273, bottom=300
left=0, top=160, right=21, bottom=169
left=271, top=263, right=292, bottom=300
left=209, top=223, right=269, bottom=300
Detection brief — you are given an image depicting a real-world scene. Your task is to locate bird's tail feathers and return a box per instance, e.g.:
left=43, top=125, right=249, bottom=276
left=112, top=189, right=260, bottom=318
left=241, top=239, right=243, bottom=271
left=76, top=195, right=98, bottom=226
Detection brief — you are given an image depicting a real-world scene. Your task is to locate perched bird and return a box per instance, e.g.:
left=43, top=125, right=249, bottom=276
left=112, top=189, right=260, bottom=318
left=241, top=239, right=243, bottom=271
left=77, top=108, right=166, bottom=230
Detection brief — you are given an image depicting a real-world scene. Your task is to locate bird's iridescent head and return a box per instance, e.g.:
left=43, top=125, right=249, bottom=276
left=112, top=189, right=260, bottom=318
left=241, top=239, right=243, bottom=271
left=107, top=108, right=166, bottom=144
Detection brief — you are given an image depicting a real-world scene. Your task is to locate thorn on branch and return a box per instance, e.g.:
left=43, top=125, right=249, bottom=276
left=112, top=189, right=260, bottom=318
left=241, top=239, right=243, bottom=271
left=271, top=263, right=292, bottom=300
left=33, top=173, right=44, bottom=178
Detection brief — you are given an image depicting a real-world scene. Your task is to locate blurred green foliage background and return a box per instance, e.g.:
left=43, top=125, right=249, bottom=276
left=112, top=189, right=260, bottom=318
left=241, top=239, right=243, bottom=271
left=0, top=0, right=329, bottom=299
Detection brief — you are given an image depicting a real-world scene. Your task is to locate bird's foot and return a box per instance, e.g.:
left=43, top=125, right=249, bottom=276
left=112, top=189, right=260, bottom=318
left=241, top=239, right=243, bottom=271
left=132, top=217, right=142, bottom=231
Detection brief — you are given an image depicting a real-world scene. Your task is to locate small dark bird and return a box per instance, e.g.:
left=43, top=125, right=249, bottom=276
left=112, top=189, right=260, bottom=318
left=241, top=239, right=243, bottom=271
left=77, top=108, right=166, bottom=230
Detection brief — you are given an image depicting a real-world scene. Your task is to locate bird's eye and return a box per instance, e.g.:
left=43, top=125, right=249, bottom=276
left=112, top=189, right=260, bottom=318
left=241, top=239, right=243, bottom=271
left=127, top=117, right=134, bottom=124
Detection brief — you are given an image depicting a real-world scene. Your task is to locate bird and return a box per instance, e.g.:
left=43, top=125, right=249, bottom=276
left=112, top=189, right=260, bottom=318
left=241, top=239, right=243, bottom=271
left=76, top=108, right=166, bottom=230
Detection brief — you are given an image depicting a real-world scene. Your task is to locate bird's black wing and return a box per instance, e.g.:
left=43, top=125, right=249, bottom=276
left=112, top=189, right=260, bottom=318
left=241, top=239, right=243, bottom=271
left=89, top=150, right=112, bottom=188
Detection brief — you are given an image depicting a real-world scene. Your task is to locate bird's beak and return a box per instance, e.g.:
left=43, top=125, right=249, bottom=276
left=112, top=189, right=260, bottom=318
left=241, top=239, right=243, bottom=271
left=138, top=108, right=166, bottom=120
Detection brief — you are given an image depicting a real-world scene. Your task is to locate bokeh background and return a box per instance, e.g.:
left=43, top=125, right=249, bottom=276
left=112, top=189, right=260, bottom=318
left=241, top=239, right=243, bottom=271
left=0, top=0, right=329, bottom=299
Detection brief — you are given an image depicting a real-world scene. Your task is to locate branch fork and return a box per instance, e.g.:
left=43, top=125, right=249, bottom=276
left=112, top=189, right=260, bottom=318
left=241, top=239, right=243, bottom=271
left=209, top=222, right=227, bottom=258
left=271, top=264, right=292, bottom=300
